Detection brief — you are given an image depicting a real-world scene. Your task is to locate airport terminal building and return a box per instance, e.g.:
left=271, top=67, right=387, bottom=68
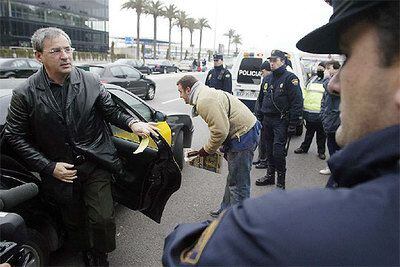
left=0, top=0, right=109, bottom=52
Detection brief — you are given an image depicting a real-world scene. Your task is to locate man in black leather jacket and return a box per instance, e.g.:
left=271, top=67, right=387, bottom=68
left=4, top=27, right=159, bottom=266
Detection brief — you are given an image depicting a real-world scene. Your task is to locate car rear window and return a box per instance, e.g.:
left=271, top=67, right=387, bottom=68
left=237, top=58, right=263, bottom=85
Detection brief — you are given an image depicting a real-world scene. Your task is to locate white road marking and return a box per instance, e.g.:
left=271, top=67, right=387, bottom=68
left=162, top=98, right=181, bottom=104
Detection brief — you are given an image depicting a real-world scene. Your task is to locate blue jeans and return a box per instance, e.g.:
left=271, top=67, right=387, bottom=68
left=220, top=144, right=256, bottom=210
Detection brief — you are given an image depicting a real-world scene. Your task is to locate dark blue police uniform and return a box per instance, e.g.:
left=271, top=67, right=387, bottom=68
left=162, top=125, right=400, bottom=266
left=255, top=63, right=303, bottom=188
left=205, top=60, right=232, bottom=94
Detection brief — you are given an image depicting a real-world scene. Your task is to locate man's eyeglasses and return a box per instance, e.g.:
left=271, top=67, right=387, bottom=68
left=42, top=47, right=75, bottom=55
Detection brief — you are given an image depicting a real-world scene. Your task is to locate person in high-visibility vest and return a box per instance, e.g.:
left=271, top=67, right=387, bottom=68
left=294, top=62, right=327, bottom=159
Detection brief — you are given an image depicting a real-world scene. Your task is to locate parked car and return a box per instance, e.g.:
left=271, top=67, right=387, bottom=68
left=77, top=63, right=156, bottom=100
left=0, top=79, right=193, bottom=169
left=146, top=60, right=179, bottom=74
left=176, top=60, right=194, bottom=72
left=0, top=58, right=41, bottom=78
left=114, top=59, right=153, bottom=75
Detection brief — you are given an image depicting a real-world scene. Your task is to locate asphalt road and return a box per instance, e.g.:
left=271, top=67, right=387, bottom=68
left=51, top=72, right=329, bottom=266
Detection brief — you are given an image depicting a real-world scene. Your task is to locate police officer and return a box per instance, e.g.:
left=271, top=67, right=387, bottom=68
left=205, top=53, right=232, bottom=94
left=255, top=49, right=303, bottom=189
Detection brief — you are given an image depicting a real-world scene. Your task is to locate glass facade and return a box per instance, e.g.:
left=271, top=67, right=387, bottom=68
left=0, top=0, right=109, bottom=52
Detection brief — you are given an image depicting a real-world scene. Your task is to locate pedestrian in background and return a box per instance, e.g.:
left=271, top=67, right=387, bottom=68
left=294, top=62, right=327, bottom=160
left=255, top=50, right=303, bottom=189
left=253, top=61, right=272, bottom=169
left=320, top=60, right=341, bottom=176
left=205, top=54, right=232, bottom=94
left=177, top=75, right=260, bottom=218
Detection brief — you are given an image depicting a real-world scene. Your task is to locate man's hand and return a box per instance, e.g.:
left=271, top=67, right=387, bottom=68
left=287, top=124, right=297, bottom=136
left=198, top=147, right=209, bottom=157
left=53, top=162, right=77, bottom=183
left=130, top=121, right=160, bottom=138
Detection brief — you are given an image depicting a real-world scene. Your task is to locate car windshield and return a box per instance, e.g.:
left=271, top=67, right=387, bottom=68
left=0, top=59, right=12, bottom=66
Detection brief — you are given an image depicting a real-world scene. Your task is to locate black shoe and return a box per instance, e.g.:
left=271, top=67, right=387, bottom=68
left=255, top=161, right=268, bottom=169
left=255, top=175, right=275, bottom=186
left=209, top=209, right=222, bottom=218
left=276, top=171, right=286, bottom=190
left=318, top=153, right=326, bottom=160
left=294, top=147, right=307, bottom=154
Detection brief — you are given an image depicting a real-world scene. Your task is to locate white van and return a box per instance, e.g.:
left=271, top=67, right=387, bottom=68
left=231, top=50, right=306, bottom=111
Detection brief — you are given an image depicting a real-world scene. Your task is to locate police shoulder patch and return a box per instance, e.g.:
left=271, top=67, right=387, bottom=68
left=291, top=79, right=299, bottom=86
left=264, top=83, right=268, bottom=90
left=180, top=213, right=223, bottom=264
left=208, top=73, right=212, bottom=80
left=225, top=73, right=230, bottom=78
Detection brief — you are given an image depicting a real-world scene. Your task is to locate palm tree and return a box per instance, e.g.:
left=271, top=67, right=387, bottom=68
left=145, top=0, right=165, bottom=59
left=122, top=0, right=148, bottom=59
left=197, top=18, right=211, bottom=61
left=164, top=4, right=178, bottom=59
left=224, top=29, right=235, bottom=56
left=232, top=34, right=242, bottom=56
left=186, top=18, right=198, bottom=57
left=175, top=11, right=188, bottom=60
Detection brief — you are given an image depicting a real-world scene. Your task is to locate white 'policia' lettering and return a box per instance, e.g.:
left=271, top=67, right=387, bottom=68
left=238, top=70, right=262, bottom=77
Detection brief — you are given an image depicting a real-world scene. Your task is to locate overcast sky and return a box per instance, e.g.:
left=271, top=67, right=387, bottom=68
left=109, top=0, right=333, bottom=52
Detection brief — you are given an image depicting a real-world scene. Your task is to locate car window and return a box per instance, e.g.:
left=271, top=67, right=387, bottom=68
left=162, top=61, right=171, bottom=66
left=237, top=58, right=263, bottom=85
left=11, top=60, right=29, bottom=68
left=110, top=66, right=125, bottom=78
left=27, top=59, right=41, bottom=68
left=120, top=66, right=140, bottom=79
left=109, top=89, right=153, bottom=121
left=86, top=66, right=104, bottom=75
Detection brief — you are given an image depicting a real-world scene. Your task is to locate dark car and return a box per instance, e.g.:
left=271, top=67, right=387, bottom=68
left=77, top=63, right=156, bottom=100
left=0, top=58, right=41, bottom=78
left=0, top=83, right=183, bottom=263
left=114, top=59, right=153, bottom=75
left=146, top=60, right=179, bottom=74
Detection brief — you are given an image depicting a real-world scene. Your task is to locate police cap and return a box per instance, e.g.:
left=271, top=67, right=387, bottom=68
left=267, top=50, right=286, bottom=60
left=260, top=61, right=271, bottom=71
left=296, top=0, right=383, bottom=54
left=213, top=54, right=223, bottom=61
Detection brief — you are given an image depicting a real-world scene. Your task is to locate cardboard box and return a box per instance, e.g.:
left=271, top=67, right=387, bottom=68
left=184, top=148, right=223, bottom=173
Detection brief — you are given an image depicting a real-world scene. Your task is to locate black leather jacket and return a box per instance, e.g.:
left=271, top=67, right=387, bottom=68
left=4, top=66, right=133, bottom=174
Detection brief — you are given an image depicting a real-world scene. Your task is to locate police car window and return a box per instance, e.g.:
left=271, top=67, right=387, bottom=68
left=237, top=58, right=263, bottom=85
left=109, top=89, right=152, bottom=121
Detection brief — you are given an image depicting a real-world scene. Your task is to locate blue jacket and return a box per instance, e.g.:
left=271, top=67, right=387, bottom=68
left=257, top=65, right=303, bottom=125
left=162, top=125, right=399, bottom=266
left=205, top=66, right=232, bottom=94
left=320, top=78, right=341, bottom=133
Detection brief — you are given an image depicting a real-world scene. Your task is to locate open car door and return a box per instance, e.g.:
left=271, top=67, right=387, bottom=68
left=109, top=94, right=181, bottom=223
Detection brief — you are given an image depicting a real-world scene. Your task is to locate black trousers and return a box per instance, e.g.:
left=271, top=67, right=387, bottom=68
left=61, top=163, right=116, bottom=253
left=256, top=124, right=267, bottom=162
left=326, top=132, right=341, bottom=156
left=263, top=116, right=288, bottom=173
left=300, top=119, right=326, bottom=154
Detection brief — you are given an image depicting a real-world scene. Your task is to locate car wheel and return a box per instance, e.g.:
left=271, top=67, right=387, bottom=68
left=172, top=130, right=184, bottom=170
left=175, top=68, right=179, bottom=73
left=21, top=228, right=50, bottom=266
left=7, top=74, right=16, bottom=79
left=163, top=68, right=167, bottom=74
left=146, top=85, right=155, bottom=100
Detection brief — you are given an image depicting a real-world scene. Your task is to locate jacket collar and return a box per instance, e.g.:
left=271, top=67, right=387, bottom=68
left=328, top=125, right=400, bottom=188
left=35, top=66, right=80, bottom=91
left=272, top=65, right=286, bottom=77
left=189, top=81, right=202, bottom=106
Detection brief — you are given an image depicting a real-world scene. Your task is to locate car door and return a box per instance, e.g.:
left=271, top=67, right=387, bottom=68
left=120, top=66, right=147, bottom=97
left=108, top=66, right=129, bottom=88
left=108, top=94, right=181, bottom=223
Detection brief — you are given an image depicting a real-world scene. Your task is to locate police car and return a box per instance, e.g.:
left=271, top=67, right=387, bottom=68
left=231, top=50, right=306, bottom=112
